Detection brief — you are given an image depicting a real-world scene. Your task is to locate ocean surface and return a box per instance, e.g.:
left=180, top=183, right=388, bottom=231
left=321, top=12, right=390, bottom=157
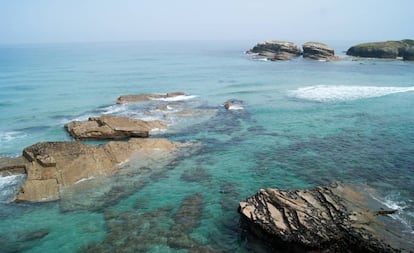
left=0, top=40, right=413, bottom=252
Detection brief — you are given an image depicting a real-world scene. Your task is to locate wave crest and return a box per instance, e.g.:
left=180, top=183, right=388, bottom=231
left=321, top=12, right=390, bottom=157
left=289, top=85, right=414, bottom=102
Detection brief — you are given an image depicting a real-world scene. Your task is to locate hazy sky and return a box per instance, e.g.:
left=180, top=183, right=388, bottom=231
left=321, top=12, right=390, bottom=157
left=1, top=0, right=413, bottom=44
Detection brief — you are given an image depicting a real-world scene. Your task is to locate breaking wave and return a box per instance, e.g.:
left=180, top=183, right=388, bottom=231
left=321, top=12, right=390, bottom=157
left=289, top=85, right=414, bottom=102
left=371, top=193, right=414, bottom=234
left=149, top=95, right=197, bottom=102
left=0, top=131, right=26, bottom=143
left=0, top=174, right=26, bottom=203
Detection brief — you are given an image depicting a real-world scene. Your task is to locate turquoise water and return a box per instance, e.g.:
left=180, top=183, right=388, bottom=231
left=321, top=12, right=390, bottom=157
left=1, top=41, right=414, bottom=252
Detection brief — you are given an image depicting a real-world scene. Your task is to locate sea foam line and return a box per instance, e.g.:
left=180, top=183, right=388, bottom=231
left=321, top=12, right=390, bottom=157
left=0, top=174, right=26, bottom=203
left=289, top=85, right=414, bottom=102
left=0, top=131, right=27, bottom=143
left=371, top=194, right=414, bottom=234
left=150, top=95, right=197, bottom=102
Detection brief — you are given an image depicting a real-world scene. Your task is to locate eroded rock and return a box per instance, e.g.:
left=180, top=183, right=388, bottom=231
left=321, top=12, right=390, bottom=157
left=302, top=42, right=337, bottom=61
left=1, top=139, right=192, bottom=202
left=65, top=114, right=167, bottom=140
left=248, top=41, right=302, bottom=61
left=239, top=183, right=404, bottom=252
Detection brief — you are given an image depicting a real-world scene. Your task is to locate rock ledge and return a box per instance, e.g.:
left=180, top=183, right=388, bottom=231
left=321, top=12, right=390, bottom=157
left=239, top=183, right=405, bottom=252
left=65, top=114, right=167, bottom=140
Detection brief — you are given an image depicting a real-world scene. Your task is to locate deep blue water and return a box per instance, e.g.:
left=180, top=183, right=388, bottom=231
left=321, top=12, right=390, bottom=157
left=0, top=41, right=413, bottom=252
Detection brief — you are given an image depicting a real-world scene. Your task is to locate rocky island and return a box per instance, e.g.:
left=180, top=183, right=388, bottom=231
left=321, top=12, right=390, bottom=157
left=239, top=183, right=409, bottom=252
left=248, top=40, right=337, bottom=61
left=347, top=40, right=414, bottom=60
left=247, top=41, right=302, bottom=61
left=302, top=42, right=337, bottom=61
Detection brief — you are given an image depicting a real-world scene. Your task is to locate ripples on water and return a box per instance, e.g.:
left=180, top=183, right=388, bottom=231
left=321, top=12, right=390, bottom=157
left=0, top=41, right=413, bottom=252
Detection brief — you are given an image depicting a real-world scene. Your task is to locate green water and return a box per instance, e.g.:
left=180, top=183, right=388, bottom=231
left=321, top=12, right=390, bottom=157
left=1, top=41, right=414, bottom=252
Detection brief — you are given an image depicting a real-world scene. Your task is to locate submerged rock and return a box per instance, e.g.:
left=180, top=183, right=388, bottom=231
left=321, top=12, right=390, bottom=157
left=239, top=183, right=405, bottom=252
left=346, top=39, right=414, bottom=60
left=17, top=228, right=49, bottom=242
left=65, top=114, right=167, bottom=140
left=248, top=41, right=302, bottom=61
left=80, top=193, right=223, bottom=253
left=0, top=138, right=191, bottom=202
left=302, top=42, right=337, bottom=61
left=116, top=92, right=186, bottom=104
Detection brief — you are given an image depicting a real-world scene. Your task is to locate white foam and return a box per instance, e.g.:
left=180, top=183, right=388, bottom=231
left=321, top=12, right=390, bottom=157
left=101, top=104, right=128, bottom=115
left=0, top=174, right=26, bottom=203
left=226, top=104, right=244, bottom=110
left=0, top=131, right=26, bottom=143
left=289, top=85, right=414, bottom=102
left=75, top=176, right=95, bottom=184
left=150, top=95, right=197, bottom=102
left=371, top=194, right=414, bottom=234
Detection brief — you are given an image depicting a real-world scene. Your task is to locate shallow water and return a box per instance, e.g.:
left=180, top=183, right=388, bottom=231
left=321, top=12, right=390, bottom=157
left=0, top=41, right=414, bottom=252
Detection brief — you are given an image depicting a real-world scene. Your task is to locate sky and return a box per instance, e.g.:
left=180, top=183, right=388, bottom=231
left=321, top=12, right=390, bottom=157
left=0, top=0, right=413, bottom=44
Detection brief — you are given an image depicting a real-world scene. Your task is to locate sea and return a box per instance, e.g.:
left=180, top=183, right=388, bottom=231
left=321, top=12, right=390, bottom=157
left=0, top=40, right=413, bottom=252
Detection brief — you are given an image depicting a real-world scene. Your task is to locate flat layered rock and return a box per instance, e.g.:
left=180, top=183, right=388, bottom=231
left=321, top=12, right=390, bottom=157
left=1, top=139, right=191, bottom=202
left=65, top=114, right=167, bottom=140
left=239, top=183, right=405, bottom=252
left=302, top=42, right=337, bottom=61
left=116, top=92, right=186, bottom=104
left=248, top=41, right=302, bottom=61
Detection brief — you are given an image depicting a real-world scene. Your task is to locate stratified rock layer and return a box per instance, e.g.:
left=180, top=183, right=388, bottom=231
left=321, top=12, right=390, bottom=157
left=65, top=114, right=167, bottom=140
left=302, top=42, right=337, bottom=61
left=239, top=183, right=403, bottom=252
left=1, top=139, right=190, bottom=202
left=248, top=41, right=302, bottom=61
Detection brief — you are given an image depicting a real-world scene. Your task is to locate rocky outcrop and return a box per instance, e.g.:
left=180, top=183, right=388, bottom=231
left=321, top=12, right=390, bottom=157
left=239, top=183, right=404, bottom=252
left=0, top=139, right=190, bottom=202
left=302, top=42, right=337, bottom=61
left=223, top=99, right=244, bottom=110
left=248, top=41, right=302, bottom=61
left=65, top=114, right=167, bottom=140
left=116, top=92, right=186, bottom=104
left=403, top=46, right=414, bottom=60
left=347, top=39, right=414, bottom=60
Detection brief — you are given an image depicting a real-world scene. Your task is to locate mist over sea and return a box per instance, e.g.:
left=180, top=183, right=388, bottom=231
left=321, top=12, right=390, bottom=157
left=1, top=41, right=413, bottom=252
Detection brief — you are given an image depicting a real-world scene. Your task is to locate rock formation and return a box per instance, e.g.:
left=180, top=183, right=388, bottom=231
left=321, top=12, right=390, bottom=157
left=302, top=42, right=337, bottom=61
left=65, top=114, right=167, bottom=140
left=0, top=139, right=191, bottom=202
left=248, top=41, right=302, bottom=61
left=239, top=183, right=405, bottom=252
left=403, top=46, right=414, bottom=60
left=346, top=39, right=414, bottom=60
left=116, top=92, right=186, bottom=104
left=223, top=99, right=244, bottom=110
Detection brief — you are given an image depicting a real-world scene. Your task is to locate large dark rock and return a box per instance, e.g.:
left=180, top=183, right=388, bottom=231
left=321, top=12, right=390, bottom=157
left=302, top=42, right=337, bottom=61
left=248, top=41, right=302, bottom=61
left=65, top=114, right=167, bottom=140
left=239, top=183, right=406, bottom=252
left=402, top=45, right=414, bottom=61
left=347, top=39, right=414, bottom=60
